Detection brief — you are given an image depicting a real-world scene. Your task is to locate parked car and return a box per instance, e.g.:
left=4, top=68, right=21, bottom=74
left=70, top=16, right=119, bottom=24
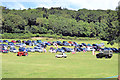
left=9, top=47, right=18, bottom=53
left=15, top=44, right=21, bottom=47
left=92, top=44, right=98, bottom=47
left=2, top=48, right=8, bottom=53
left=87, top=44, right=92, bottom=47
left=52, top=41, right=57, bottom=45
left=34, top=47, right=43, bottom=52
left=55, top=53, right=67, bottom=58
left=8, top=42, right=14, bottom=47
left=118, top=48, right=120, bottom=53
left=1, top=44, right=8, bottom=48
left=11, top=40, right=16, bottom=43
left=48, top=41, right=52, bottom=44
left=25, top=40, right=32, bottom=45
left=96, top=50, right=113, bottom=58
left=68, top=41, right=73, bottom=44
left=0, top=44, right=2, bottom=52
left=73, top=42, right=78, bottom=46
left=17, top=52, right=28, bottom=56
left=22, top=40, right=26, bottom=43
left=56, top=48, right=65, bottom=53
left=86, top=47, right=95, bottom=51
left=113, top=48, right=119, bottom=53
left=37, top=40, right=42, bottom=43
left=19, top=47, right=25, bottom=52
left=26, top=48, right=35, bottom=52
left=3, top=40, right=9, bottom=43
left=43, top=41, right=51, bottom=46
left=63, top=42, right=70, bottom=46
left=16, top=40, right=21, bottom=43
left=77, top=44, right=83, bottom=48
left=81, top=43, right=87, bottom=46
left=0, top=40, right=3, bottom=43
left=49, top=47, right=56, bottom=53
left=62, top=47, right=74, bottom=52
left=57, top=41, right=63, bottom=46
left=76, top=48, right=82, bottom=52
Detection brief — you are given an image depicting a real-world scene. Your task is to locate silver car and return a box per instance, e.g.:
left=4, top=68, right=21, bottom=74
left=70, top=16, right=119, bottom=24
left=26, top=48, right=35, bottom=52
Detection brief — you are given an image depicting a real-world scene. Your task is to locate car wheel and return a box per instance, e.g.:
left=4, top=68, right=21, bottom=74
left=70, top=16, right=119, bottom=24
left=25, top=53, right=28, bottom=56
left=105, top=56, right=108, bottom=59
left=19, top=54, right=22, bottom=56
left=108, top=56, right=112, bottom=58
left=17, top=54, right=19, bottom=56
left=96, top=55, right=99, bottom=58
left=64, top=56, right=67, bottom=58
left=99, top=56, right=102, bottom=58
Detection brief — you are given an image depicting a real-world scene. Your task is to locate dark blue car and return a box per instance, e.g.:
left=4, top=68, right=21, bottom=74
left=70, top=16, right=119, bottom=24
left=62, top=47, right=74, bottom=52
left=56, top=48, right=65, bottom=53
left=57, top=41, right=62, bottom=46
left=81, top=43, right=87, bottom=46
left=25, top=40, right=32, bottom=45
left=3, top=40, right=9, bottom=43
left=76, top=48, right=82, bottom=52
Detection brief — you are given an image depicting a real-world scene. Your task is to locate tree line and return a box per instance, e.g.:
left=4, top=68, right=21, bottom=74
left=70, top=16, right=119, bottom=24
left=1, top=6, right=120, bottom=44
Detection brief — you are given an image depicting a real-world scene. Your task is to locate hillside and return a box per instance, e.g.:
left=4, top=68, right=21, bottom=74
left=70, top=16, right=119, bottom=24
left=1, top=6, right=120, bottom=44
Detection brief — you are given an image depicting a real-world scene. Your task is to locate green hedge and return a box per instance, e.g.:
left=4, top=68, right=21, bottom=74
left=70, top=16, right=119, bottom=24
left=1, top=33, right=32, bottom=39
left=1, top=33, right=97, bottom=40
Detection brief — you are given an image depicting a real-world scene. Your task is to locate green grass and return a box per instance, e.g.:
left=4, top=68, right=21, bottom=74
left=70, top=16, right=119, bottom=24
left=1, top=38, right=119, bottom=78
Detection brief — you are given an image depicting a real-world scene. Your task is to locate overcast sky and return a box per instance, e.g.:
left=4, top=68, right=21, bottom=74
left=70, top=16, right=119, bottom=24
left=0, top=0, right=119, bottom=10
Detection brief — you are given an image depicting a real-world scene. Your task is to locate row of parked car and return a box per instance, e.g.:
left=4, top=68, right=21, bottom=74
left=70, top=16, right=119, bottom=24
left=0, top=40, right=120, bottom=53
left=0, top=40, right=103, bottom=47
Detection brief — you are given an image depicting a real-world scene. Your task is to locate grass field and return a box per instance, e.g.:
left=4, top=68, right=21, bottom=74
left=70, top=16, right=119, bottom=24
left=0, top=38, right=119, bottom=78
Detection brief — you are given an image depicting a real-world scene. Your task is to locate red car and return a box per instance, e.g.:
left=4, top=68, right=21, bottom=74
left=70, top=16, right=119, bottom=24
left=48, top=41, right=52, bottom=44
left=11, top=40, right=16, bottom=43
left=17, top=52, right=28, bottom=56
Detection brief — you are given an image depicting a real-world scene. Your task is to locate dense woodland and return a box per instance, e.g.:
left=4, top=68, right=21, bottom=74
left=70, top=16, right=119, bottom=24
left=1, top=6, right=120, bottom=44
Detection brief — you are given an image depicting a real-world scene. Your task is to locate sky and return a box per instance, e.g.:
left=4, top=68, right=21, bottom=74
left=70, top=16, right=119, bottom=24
left=0, top=0, right=120, bottom=10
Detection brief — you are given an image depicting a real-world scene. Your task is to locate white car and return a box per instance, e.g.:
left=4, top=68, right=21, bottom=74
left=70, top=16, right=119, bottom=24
left=49, top=49, right=56, bottom=53
left=86, top=47, right=95, bottom=51
left=55, top=53, right=67, bottom=58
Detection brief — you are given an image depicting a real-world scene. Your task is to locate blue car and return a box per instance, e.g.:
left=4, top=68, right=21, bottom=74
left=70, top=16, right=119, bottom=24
left=0, top=40, right=3, bottom=43
left=63, top=43, right=70, bottom=46
left=25, top=40, right=32, bottom=45
left=3, top=40, right=9, bottom=43
left=81, top=43, right=87, bottom=46
left=8, top=42, right=14, bottom=47
left=62, top=47, right=74, bottom=52
left=57, top=41, right=63, bottom=46
left=19, top=47, right=25, bottom=52
left=56, top=48, right=65, bottom=53
left=76, top=48, right=82, bottom=52
left=37, top=40, right=42, bottom=43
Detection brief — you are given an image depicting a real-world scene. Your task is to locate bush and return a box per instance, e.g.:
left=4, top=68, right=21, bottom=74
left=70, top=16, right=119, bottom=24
left=2, top=33, right=32, bottom=39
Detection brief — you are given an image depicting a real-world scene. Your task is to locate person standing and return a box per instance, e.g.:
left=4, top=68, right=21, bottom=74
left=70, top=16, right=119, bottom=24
left=92, top=49, right=95, bottom=55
